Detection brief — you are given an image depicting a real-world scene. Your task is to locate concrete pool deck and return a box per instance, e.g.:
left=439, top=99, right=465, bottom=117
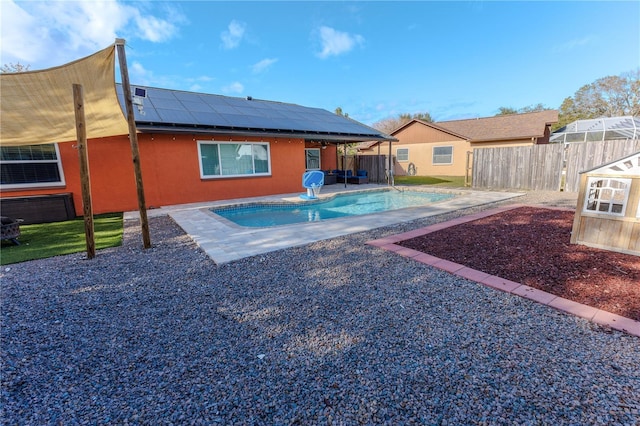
left=124, top=184, right=523, bottom=264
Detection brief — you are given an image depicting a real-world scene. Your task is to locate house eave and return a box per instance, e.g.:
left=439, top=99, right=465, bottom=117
left=135, top=123, right=397, bottom=143
left=470, top=135, right=544, bottom=143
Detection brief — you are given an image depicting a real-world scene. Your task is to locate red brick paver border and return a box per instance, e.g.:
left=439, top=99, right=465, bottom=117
left=366, top=204, right=640, bottom=338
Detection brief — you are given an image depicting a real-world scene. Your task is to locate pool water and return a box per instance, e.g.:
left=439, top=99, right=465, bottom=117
left=212, top=190, right=455, bottom=227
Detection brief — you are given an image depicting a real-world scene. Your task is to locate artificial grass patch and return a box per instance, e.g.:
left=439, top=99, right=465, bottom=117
left=394, top=175, right=466, bottom=187
left=0, top=213, right=123, bottom=265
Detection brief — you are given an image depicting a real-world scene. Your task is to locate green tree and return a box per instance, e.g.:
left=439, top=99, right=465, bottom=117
left=335, top=107, right=349, bottom=118
left=372, top=112, right=433, bottom=134
left=556, top=69, right=639, bottom=128
left=495, top=104, right=549, bottom=116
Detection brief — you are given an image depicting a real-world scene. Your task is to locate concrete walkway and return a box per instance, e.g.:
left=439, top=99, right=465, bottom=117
left=125, top=184, right=523, bottom=264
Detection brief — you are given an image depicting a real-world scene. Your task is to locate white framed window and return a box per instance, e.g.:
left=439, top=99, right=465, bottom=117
left=198, top=141, right=271, bottom=178
left=583, top=177, right=631, bottom=216
left=305, top=148, right=321, bottom=170
left=433, top=146, right=453, bottom=165
left=0, top=144, right=66, bottom=189
left=396, top=148, right=409, bottom=162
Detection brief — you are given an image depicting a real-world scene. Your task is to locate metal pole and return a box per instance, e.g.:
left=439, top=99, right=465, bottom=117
left=343, top=142, right=347, bottom=188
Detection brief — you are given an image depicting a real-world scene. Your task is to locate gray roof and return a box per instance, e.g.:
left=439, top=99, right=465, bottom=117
left=116, top=84, right=394, bottom=142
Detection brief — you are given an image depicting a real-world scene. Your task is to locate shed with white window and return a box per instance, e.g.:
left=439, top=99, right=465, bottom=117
left=570, top=151, right=640, bottom=255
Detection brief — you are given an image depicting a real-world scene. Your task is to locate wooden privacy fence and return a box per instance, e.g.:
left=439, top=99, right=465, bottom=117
left=472, top=139, right=640, bottom=192
left=472, top=144, right=564, bottom=191
left=564, top=139, right=640, bottom=192
left=357, top=155, right=390, bottom=183
left=338, top=155, right=390, bottom=183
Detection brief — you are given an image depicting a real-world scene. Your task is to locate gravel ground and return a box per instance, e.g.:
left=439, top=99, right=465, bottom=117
left=2, top=190, right=639, bottom=425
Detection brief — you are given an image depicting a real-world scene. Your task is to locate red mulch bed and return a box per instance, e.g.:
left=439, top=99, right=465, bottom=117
left=398, top=207, right=640, bottom=321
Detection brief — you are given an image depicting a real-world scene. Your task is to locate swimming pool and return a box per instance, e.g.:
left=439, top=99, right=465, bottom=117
left=212, top=190, right=456, bottom=227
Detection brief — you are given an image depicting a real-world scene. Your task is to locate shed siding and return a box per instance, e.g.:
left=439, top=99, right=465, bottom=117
left=571, top=164, right=640, bottom=256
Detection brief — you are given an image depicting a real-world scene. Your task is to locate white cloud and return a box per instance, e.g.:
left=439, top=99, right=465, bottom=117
left=316, top=26, right=364, bottom=59
left=552, top=36, right=595, bottom=53
left=186, top=75, right=214, bottom=83
left=221, top=20, right=246, bottom=50
left=130, top=61, right=154, bottom=85
left=252, top=58, right=278, bottom=74
left=134, top=13, right=178, bottom=43
left=0, top=0, right=184, bottom=69
left=222, top=81, right=244, bottom=94
left=0, top=0, right=48, bottom=64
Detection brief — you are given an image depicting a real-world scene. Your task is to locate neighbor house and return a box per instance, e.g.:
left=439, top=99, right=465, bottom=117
left=0, top=84, right=394, bottom=223
left=359, top=110, right=558, bottom=177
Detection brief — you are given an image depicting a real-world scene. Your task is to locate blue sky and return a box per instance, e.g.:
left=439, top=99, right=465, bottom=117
left=2, top=1, right=639, bottom=125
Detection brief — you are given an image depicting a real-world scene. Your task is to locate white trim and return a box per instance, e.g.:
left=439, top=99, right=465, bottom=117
left=583, top=177, right=631, bottom=217
left=197, top=140, right=272, bottom=179
left=0, top=143, right=66, bottom=190
left=305, top=148, right=321, bottom=170
left=396, top=148, right=409, bottom=162
left=432, top=145, right=453, bottom=165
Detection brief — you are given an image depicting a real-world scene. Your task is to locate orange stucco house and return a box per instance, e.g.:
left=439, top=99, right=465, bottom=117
left=0, top=85, right=393, bottom=223
left=359, top=110, right=558, bottom=177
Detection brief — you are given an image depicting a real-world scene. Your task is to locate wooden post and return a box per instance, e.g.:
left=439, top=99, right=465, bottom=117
left=465, top=150, right=472, bottom=187
left=115, top=39, right=151, bottom=249
left=73, top=84, right=96, bottom=259
left=388, top=139, right=394, bottom=186
left=377, top=143, right=380, bottom=184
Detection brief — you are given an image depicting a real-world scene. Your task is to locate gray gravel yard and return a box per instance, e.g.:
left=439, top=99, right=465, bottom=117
left=1, top=191, right=639, bottom=425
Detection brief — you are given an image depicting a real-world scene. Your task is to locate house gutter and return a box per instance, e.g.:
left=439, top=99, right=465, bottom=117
left=135, top=125, right=396, bottom=143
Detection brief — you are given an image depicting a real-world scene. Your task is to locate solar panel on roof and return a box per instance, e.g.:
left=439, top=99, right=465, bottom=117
left=173, top=92, right=204, bottom=102
left=145, top=88, right=175, bottom=99
left=190, top=111, right=231, bottom=126
left=116, top=84, right=390, bottom=139
left=179, top=100, right=215, bottom=113
left=209, top=104, right=242, bottom=115
left=135, top=107, right=161, bottom=122
left=155, top=108, right=195, bottom=123
left=146, top=97, right=184, bottom=110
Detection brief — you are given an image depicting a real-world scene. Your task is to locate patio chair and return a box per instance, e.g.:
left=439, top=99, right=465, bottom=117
left=348, top=169, right=369, bottom=184
left=336, top=169, right=352, bottom=183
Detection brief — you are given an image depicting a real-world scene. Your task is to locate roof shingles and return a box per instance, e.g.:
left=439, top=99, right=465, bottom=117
left=435, top=110, right=558, bottom=142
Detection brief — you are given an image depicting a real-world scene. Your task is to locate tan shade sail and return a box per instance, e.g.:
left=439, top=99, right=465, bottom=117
left=0, top=45, right=129, bottom=147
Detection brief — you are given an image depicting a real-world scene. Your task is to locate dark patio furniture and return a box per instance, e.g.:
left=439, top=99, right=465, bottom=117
left=335, top=169, right=352, bottom=183
left=348, top=170, right=369, bottom=184
left=323, top=171, right=337, bottom=185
